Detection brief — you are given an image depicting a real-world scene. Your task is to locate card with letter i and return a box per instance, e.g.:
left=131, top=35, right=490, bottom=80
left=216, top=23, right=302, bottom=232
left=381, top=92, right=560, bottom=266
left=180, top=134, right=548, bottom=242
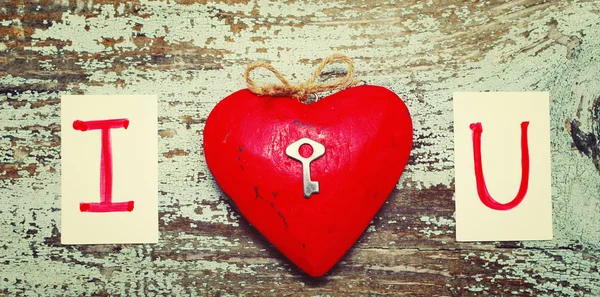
left=61, top=95, right=158, bottom=244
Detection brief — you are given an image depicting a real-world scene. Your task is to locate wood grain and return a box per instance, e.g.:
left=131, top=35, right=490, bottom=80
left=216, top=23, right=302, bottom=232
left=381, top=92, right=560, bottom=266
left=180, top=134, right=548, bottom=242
left=1, top=0, right=599, bottom=296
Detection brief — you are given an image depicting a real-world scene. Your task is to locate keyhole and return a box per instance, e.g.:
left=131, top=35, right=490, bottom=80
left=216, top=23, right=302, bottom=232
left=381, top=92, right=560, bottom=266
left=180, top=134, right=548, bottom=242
left=299, top=143, right=313, bottom=158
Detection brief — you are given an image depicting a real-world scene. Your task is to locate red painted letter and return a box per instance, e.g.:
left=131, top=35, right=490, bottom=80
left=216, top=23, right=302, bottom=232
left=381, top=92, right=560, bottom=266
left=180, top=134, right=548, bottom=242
left=470, top=122, right=530, bottom=211
left=73, top=119, right=134, bottom=212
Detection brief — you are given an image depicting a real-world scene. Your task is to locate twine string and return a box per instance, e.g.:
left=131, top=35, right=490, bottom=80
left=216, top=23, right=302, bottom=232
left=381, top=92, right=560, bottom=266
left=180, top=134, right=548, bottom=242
left=244, top=53, right=360, bottom=101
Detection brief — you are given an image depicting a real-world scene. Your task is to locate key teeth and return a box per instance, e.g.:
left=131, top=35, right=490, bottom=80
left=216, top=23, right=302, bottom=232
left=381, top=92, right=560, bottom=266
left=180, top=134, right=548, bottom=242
left=304, top=182, right=319, bottom=199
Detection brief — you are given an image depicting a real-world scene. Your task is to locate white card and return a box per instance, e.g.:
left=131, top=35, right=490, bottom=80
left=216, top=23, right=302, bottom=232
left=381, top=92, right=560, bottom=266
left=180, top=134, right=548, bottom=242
left=61, top=95, right=158, bottom=244
left=454, top=92, right=552, bottom=241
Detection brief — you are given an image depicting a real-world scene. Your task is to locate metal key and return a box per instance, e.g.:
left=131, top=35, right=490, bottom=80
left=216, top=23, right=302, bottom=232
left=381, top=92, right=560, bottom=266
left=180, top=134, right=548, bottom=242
left=285, top=138, right=326, bottom=198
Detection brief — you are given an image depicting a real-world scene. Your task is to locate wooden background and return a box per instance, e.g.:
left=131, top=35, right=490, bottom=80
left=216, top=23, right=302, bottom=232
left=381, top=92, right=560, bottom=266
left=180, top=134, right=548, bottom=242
left=1, top=0, right=599, bottom=296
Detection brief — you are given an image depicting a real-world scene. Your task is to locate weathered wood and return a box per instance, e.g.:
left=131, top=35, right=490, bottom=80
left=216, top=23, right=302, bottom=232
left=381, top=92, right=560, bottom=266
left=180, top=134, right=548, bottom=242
left=1, top=0, right=599, bottom=296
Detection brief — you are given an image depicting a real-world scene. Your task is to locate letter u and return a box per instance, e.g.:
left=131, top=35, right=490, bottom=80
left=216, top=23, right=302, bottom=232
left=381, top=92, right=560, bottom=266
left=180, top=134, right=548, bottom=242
left=470, top=122, right=530, bottom=211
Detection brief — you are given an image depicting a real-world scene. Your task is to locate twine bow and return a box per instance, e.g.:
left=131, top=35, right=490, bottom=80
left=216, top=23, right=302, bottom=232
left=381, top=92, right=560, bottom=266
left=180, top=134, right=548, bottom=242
left=244, top=53, right=360, bottom=102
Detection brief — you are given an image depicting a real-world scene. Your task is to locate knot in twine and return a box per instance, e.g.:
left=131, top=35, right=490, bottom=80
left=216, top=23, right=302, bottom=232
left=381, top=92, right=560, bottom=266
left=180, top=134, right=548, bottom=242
left=244, top=53, right=360, bottom=102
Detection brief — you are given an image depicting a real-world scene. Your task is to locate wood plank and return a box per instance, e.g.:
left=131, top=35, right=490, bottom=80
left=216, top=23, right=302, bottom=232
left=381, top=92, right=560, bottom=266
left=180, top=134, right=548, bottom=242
left=1, top=0, right=599, bottom=295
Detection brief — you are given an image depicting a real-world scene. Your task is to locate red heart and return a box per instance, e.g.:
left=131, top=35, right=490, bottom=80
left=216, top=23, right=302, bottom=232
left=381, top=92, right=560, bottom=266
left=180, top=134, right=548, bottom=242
left=203, top=85, right=412, bottom=277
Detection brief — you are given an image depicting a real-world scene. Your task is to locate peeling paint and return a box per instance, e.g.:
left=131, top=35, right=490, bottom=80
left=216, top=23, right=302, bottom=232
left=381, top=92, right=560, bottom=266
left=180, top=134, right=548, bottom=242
left=418, top=215, right=455, bottom=237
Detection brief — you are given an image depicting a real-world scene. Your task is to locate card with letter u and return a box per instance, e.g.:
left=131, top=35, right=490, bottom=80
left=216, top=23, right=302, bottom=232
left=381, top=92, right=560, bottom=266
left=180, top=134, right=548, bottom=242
left=453, top=92, right=552, bottom=241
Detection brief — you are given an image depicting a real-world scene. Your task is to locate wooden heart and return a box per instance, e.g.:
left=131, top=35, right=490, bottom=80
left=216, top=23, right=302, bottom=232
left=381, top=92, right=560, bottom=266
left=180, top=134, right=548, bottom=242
left=203, top=85, right=413, bottom=277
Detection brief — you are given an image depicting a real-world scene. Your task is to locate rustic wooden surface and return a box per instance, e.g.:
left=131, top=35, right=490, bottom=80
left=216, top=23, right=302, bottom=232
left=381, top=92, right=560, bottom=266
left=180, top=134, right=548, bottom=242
left=1, top=0, right=600, bottom=296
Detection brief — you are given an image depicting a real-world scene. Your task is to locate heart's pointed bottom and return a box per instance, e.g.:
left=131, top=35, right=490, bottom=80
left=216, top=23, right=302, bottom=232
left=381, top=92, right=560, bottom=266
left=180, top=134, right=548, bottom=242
left=300, top=258, right=336, bottom=278
left=204, top=85, right=413, bottom=276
